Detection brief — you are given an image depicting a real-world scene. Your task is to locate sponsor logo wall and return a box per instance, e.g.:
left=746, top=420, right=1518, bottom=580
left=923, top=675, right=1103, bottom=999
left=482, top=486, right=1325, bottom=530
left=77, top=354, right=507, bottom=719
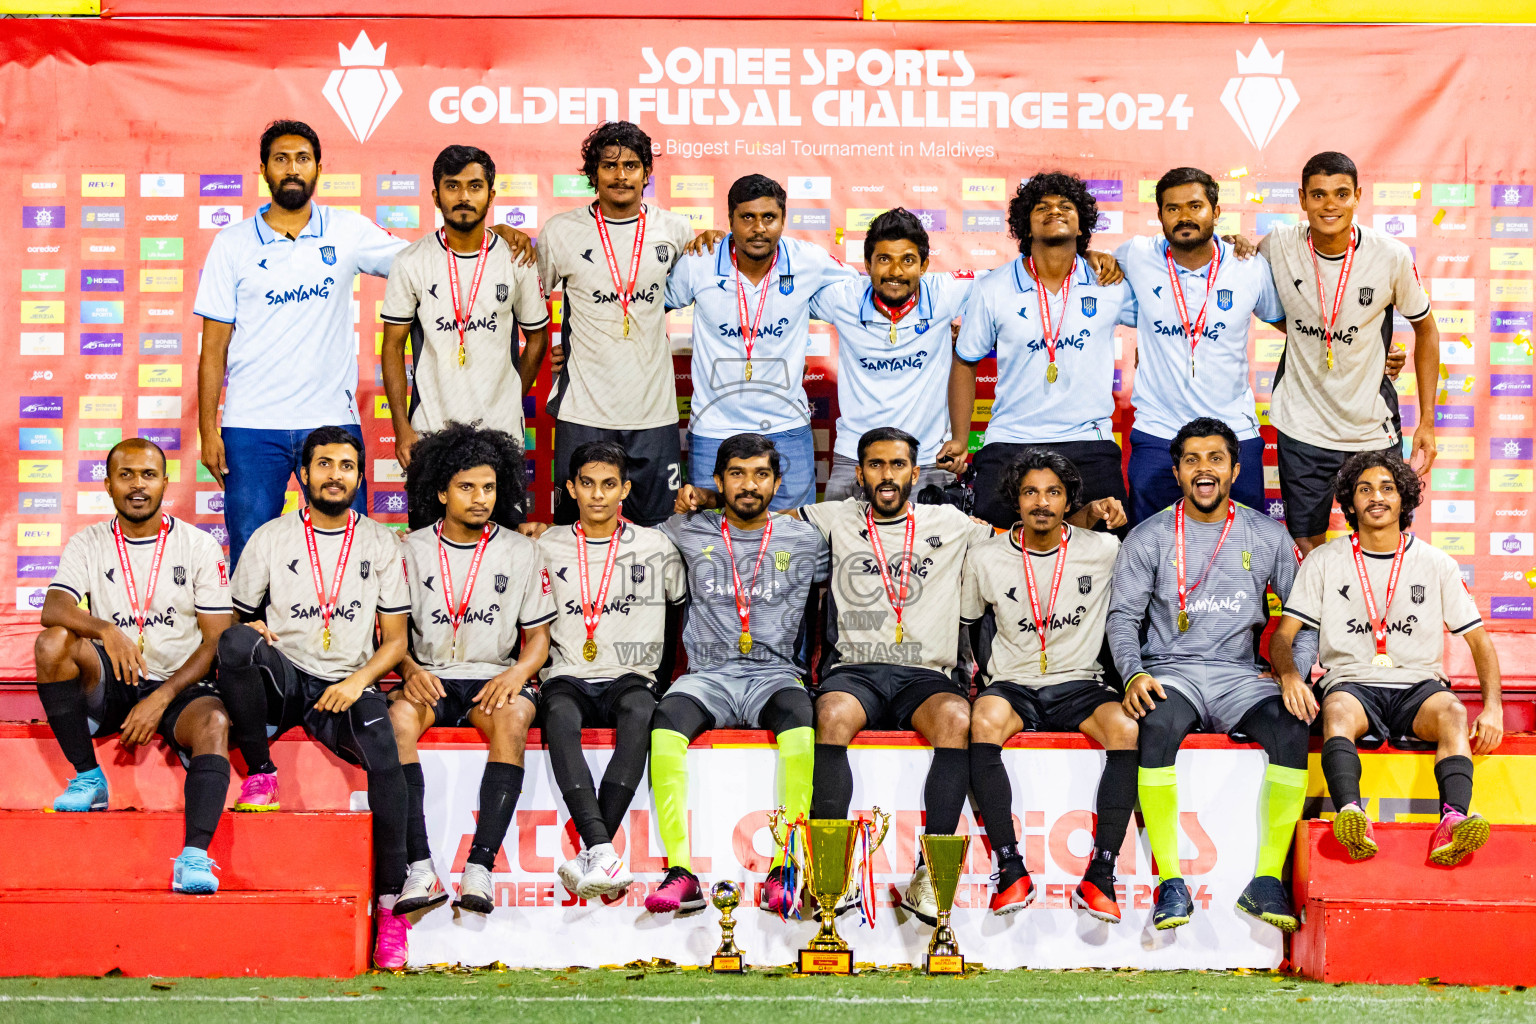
left=0, top=19, right=1531, bottom=673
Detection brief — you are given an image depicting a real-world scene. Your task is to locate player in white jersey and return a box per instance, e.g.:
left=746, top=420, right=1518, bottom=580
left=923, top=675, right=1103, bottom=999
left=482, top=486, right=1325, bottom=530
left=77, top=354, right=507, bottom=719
left=1271, top=451, right=1503, bottom=867
left=36, top=439, right=233, bottom=894
left=542, top=441, right=686, bottom=902
left=388, top=424, right=555, bottom=917
left=381, top=146, right=551, bottom=524
left=215, top=427, right=414, bottom=969
left=962, top=449, right=1136, bottom=922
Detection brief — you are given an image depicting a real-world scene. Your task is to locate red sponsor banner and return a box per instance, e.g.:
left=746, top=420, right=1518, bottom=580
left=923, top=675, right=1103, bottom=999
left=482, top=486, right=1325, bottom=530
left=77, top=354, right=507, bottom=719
left=1, top=19, right=1533, bottom=676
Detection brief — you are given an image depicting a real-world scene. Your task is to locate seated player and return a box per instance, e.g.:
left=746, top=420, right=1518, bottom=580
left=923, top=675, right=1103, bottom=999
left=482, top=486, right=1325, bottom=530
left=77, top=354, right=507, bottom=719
left=1271, top=450, right=1502, bottom=865
left=215, top=427, right=414, bottom=969
left=541, top=441, right=685, bottom=901
left=645, top=433, right=829, bottom=916
left=388, top=423, right=554, bottom=916
left=962, top=449, right=1137, bottom=921
left=35, top=437, right=234, bottom=893
left=1108, top=417, right=1317, bottom=934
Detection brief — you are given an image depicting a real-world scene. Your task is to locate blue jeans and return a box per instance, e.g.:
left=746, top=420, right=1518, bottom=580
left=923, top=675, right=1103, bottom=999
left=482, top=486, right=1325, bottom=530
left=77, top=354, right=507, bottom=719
left=1127, top=428, right=1266, bottom=527
left=222, top=425, right=368, bottom=570
left=688, top=425, right=815, bottom=512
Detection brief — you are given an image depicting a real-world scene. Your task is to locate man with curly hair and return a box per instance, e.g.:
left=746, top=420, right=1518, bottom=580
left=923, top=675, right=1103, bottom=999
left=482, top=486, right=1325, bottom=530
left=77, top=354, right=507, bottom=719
left=951, top=172, right=1135, bottom=534
left=388, top=422, right=555, bottom=921
left=1270, top=450, right=1503, bottom=866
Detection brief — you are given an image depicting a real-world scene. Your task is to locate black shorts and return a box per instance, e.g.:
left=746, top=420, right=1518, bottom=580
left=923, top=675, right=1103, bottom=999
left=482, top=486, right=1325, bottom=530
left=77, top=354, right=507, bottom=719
left=255, top=645, right=397, bottom=771
left=816, top=663, right=967, bottom=732
left=970, top=439, right=1128, bottom=534
left=84, top=641, right=219, bottom=767
left=553, top=420, right=681, bottom=528
left=1330, top=678, right=1453, bottom=742
left=421, top=676, right=539, bottom=728
left=981, top=678, right=1122, bottom=733
left=1276, top=431, right=1398, bottom=540
left=538, top=673, right=656, bottom=729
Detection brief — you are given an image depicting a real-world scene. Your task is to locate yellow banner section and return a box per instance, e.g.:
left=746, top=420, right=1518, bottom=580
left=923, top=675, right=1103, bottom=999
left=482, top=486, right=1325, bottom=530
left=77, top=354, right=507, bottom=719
left=864, top=0, right=1536, bottom=21
left=1306, top=751, right=1536, bottom=824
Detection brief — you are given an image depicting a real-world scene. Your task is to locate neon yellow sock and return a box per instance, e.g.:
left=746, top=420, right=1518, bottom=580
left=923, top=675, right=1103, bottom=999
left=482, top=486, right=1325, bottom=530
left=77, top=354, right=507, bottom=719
left=774, top=726, right=816, bottom=869
left=649, top=729, right=691, bottom=872
left=1139, top=765, right=1181, bottom=883
left=1256, top=763, right=1309, bottom=879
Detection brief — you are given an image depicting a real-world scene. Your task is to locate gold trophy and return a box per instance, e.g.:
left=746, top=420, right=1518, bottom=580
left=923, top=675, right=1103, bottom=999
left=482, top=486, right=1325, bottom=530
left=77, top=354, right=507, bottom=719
left=768, top=806, right=892, bottom=975
left=919, top=834, right=971, bottom=974
left=710, top=881, right=745, bottom=973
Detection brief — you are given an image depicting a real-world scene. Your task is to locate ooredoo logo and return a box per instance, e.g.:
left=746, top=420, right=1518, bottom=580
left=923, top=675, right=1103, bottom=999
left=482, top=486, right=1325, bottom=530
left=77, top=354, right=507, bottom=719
left=323, top=32, right=401, bottom=144
left=1221, top=39, right=1298, bottom=150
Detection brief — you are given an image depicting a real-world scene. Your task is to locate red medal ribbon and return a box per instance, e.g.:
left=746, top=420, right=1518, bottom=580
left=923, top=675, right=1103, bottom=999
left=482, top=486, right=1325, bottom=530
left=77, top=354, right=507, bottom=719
left=111, top=514, right=170, bottom=646
left=301, top=507, right=357, bottom=643
left=1307, top=228, right=1357, bottom=371
left=1175, top=500, right=1237, bottom=617
left=593, top=203, right=647, bottom=336
left=865, top=506, right=916, bottom=639
left=871, top=291, right=920, bottom=324
left=1020, top=525, right=1069, bottom=669
left=1164, top=242, right=1221, bottom=376
left=435, top=522, right=492, bottom=653
left=719, top=516, right=774, bottom=641
left=442, top=226, right=490, bottom=367
left=731, top=241, right=779, bottom=365
left=574, top=519, right=624, bottom=645
left=1027, top=256, right=1077, bottom=375
left=1350, top=532, right=1407, bottom=659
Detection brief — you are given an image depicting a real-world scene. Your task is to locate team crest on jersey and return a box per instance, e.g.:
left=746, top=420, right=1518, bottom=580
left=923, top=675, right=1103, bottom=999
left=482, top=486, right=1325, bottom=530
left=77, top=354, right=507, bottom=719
left=1217, top=289, right=1234, bottom=311
left=926, top=536, right=942, bottom=548
left=1077, top=575, right=1092, bottom=595
left=631, top=564, right=646, bottom=583
left=496, top=283, right=509, bottom=303
left=655, top=244, right=670, bottom=264
left=359, top=560, right=371, bottom=580
left=775, top=551, right=792, bottom=571
left=494, top=574, right=508, bottom=594
left=1080, top=296, right=1097, bottom=317
left=1358, top=286, right=1374, bottom=306
left=173, top=566, right=186, bottom=586
left=217, top=560, right=228, bottom=586
left=779, top=276, right=794, bottom=295
left=1411, top=584, right=1426, bottom=604
left=320, top=245, right=337, bottom=266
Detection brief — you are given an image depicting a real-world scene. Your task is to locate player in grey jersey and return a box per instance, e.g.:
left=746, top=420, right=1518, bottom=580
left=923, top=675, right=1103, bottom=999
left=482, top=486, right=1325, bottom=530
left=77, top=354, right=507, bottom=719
left=1109, top=418, right=1316, bottom=937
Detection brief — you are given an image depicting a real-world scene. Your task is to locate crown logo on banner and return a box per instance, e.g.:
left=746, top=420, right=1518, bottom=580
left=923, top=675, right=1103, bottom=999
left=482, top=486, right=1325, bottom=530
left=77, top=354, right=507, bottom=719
left=1220, top=39, right=1299, bottom=150
left=321, top=31, right=402, bottom=144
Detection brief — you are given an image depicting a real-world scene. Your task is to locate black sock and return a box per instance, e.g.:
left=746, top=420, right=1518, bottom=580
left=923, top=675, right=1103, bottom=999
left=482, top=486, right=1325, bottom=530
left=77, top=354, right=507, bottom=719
left=565, top=785, right=608, bottom=849
left=1434, top=755, right=1474, bottom=815
left=401, top=762, right=432, bottom=863
left=38, top=680, right=97, bottom=773
left=1090, top=750, right=1138, bottom=875
left=811, top=743, right=853, bottom=819
left=1321, top=736, right=1363, bottom=811
left=216, top=668, right=274, bottom=774
left=368, top=767, right=409, bottom=897
left=597, top=782, right=637, bottom=845
left=182, top=754, right=230, bottom=850
left=968, top=743, right=1018, bottom=854
left=923, top=747, right=970, bottom=836
left=469, top=761, right=524, bottom=869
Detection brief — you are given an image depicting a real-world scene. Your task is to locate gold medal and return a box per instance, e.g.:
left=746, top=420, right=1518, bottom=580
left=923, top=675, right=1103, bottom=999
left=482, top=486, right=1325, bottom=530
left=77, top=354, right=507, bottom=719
left=623, top=314, right=631, bottom=338
left=1176, top=610, right=1190, bottom=632
left=137, top=633, right=146, bottom=653
left=1326, top=349, right=1334, bottom=370
left=889, top=322, right=898, bottom=344
left=1039, top=651, right=1048, bottom=674
left=321, top=626, right=332, bottom=651
left=744, top=360, right=752, bottom=381
left=738, top=631, right=753, bottom=655
left=458, top=346, right=466, bottom=367
left=1046, top=362, right=1058, bottom=383
left=1371, top=653, right=1393, bottom=668
left=895, top=623, right=904, bottom=644
left=582, top=638, right=598, bottom=662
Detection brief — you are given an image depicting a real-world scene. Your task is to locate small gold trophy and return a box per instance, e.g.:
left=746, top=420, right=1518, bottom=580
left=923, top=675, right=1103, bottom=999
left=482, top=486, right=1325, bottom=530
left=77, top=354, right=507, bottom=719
left=710, top=881, right=745, bottom=973
left=920, top=834, right=971, bottom=974
left=768, top=806, right=892, bottom=975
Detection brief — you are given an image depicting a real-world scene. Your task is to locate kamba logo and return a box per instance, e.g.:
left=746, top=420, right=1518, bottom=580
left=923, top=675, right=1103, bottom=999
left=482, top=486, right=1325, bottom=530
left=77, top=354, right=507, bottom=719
left=322, top=32, right=401, bottom=144
left=1221, top=39, right=1299, bottom=150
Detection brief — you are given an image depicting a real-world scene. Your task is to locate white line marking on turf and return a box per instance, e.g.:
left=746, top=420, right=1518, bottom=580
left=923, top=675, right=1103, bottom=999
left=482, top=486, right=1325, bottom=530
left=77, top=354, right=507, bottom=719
left=0, top=993, right=1475, bottom=1006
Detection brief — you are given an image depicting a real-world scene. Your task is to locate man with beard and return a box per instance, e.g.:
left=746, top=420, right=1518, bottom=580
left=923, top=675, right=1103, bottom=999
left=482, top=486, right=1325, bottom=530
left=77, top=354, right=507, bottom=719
left=381, top=146, right=551, bottom=528
left=196, top=122, right=533, bottom=565
left=665, top=174, right=858, bottom=510
left=35, top=438, right=234, bottom=894
left=388, top=423, right=554, bottom=918
left=1108, top=417, right=1316, bottom=935
left=215, top=427, right=414, bottom=968
left=1271, top=450, right=1502, bottom=866
left=643, top=434, right=828, bottom=917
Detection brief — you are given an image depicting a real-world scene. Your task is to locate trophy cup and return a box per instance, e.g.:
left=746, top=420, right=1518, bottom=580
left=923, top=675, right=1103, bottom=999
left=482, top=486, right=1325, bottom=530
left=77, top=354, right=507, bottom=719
left=710, top=881, right=745, bottom=973
left=919, top=834, right=971, bottom=974
left=768, top=806, right=892, bottom=975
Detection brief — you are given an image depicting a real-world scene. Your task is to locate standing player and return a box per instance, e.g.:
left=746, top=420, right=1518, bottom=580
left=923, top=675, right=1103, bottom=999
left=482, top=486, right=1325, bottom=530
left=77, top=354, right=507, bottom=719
left=35, top=438, right=234, bottom=893
left=1258, top=152, right=1439, bottom=553
left=951, top=173, right=1137, bottom=533
left=665, top=174, right=858, bottom=509
left=388, top=423, right=555, bottom=917
left=1271, top=451, right=1502, bottom=865
left=536, top=121, right=699, bottom=527
left=214, top=427, right=414, bottom=968
left=380, top=146, right=550, bottom=521
left=1108, top=418, right=1316, bottom=934
left=644, top=434, right=829, bottom=917
left=541, top=442, right=686, bottom=900
left=962, top=450, right=1137, bottom=921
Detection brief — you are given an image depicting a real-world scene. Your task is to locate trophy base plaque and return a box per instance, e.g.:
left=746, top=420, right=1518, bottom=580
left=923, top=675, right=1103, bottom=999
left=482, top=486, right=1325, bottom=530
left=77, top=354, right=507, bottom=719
left=925, top=953, right=965, bottom=975
left=798, top=949, right=854, bottom=975
left=711, top=954, right=744, bottom=973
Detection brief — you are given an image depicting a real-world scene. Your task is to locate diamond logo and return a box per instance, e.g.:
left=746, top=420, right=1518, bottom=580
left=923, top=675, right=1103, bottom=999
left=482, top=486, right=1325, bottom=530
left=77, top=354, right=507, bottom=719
left=1220, top=40, right=1299, bottom=150
left=321, top=32, right=402, bottom=144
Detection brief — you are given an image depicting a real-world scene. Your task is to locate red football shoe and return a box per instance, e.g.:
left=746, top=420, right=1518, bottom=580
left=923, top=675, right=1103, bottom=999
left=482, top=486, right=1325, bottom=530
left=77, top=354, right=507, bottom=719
left=988, top=868, right=1036, bottom=916
left=1071, top=876, right=1122, bottom=924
